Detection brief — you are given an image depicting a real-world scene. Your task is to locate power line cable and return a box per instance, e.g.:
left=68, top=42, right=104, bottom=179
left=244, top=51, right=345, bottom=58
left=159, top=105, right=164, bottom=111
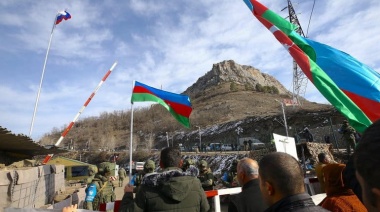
left=306, top=0, right=316, bottom=37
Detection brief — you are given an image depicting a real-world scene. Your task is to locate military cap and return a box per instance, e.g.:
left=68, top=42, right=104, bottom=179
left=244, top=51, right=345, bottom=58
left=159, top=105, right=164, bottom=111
left=144, top=159, right=155, bottom=171
left=183, top=158, right=193, bottom=166
left=199, top=159, right=208, bottom=167
left=88, top=165, right=98, bottom=172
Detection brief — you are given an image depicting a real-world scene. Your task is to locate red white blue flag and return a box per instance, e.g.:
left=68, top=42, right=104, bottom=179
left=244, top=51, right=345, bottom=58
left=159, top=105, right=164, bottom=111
left=56, top=10, right=71, bottom=25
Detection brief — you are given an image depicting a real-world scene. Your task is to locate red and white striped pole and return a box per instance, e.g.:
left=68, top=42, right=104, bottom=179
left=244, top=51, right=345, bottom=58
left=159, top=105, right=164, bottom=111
left=42, top=61, right=118, bottom=164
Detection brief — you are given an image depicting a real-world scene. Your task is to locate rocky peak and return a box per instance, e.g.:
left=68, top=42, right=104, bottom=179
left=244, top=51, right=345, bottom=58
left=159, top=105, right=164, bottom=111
left=184, top=60, right=290, bottom=97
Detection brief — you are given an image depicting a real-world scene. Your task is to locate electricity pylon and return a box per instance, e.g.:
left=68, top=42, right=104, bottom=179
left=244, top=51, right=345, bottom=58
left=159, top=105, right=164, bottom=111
left=284, top=0, right=308, bottom=106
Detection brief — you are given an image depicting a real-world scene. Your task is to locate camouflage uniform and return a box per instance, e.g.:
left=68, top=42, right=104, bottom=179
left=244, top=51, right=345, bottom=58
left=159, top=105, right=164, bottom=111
left=92, top=163, right=116, bottom=212
left=83, top=165, right=98, bottom=210
left=197, top=160, right=214, bottom=191
left=198, top=160, right=214, bottom=212
left=134, top=159, right=155, bottom=193
left=340, top=121, right=356, bottom=155
left=222, top=159, right=239, bottom=188
left=118, top=167, right=127, bottom=187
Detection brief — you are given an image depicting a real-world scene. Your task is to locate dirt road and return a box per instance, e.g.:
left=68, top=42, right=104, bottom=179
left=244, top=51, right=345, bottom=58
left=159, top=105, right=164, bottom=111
left=114, top=177, right=129, bottom=200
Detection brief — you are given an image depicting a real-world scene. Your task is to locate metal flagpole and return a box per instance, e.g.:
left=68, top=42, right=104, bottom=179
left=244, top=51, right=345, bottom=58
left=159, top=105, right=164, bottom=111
left=275, top=99, right=289, bottom=137
left=42, top=61, right=118, bottom=164
left=129, top=81, right=135, bottom=183
left=29, top=14, right=59, bottom=138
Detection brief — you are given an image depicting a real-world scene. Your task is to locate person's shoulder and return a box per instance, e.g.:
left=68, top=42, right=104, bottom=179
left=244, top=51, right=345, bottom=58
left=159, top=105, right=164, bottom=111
left=166, top=175, right=203, bottom=190
left=182, top=175, right=203, bottom=186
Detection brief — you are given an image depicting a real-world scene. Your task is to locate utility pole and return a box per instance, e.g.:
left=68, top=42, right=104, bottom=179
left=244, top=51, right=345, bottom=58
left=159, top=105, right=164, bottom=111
left=235, top=127, right=243, bottom=153
left=282, top=0, right=308, bottom=106
left=166, top=132, right=169, bottom=147
left=275, top=99, right=289, bottom=137
left=196, top=126, right=202, bottom=152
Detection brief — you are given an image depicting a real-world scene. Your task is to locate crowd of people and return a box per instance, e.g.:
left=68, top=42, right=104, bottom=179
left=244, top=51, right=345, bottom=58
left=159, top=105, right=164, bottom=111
left=76, top=119, right=380, bottom=212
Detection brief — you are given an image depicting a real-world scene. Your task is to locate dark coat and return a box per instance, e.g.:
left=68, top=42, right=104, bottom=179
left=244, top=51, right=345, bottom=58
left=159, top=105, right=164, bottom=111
left=228, top=179, right=267, bottom=212
left=264, top=193, right=330, bottom=212
left=119, top=167, right=209, bottom=212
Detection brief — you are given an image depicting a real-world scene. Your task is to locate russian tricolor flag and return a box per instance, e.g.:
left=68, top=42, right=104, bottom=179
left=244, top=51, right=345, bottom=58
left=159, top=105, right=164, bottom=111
left=56, top=10, right=71, bottom=25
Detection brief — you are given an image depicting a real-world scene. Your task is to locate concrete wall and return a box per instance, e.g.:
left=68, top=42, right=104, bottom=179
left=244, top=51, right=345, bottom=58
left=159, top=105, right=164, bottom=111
left=0, top=165, right=65, bottom=212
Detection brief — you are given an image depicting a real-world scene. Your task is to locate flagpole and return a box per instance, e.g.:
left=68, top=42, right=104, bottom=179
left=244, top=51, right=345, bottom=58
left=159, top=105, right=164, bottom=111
left=41, top=61, right=118, bottom=164
left=29, top=14, right=59, bottom=138
left=129, top=81, right=135, bottom=183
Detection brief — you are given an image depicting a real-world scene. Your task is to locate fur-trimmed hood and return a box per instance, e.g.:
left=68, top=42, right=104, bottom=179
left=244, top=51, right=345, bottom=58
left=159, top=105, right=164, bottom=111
left=142, top=167, right=200, bottom=202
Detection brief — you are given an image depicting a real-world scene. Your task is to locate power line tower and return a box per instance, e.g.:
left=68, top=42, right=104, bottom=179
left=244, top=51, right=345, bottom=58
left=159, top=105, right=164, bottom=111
left=284, top=0, right=308, bottom=106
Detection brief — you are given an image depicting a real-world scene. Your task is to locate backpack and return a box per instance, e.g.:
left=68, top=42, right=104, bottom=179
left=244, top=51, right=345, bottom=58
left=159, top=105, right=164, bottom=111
left=130, top=174, right=137, bottom=186
left=85, top=183, right=97, bottom=202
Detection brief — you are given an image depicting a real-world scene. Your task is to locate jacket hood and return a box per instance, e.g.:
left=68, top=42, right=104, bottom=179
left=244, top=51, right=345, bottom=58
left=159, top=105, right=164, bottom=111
left=142, top=167, right=198, bottom=202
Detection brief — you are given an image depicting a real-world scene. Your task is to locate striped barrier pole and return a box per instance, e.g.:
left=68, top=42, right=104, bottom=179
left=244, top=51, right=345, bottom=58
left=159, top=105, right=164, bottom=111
left=42, top=61, right=118, bottom=164
left=205, top=187, right=242, bottom=212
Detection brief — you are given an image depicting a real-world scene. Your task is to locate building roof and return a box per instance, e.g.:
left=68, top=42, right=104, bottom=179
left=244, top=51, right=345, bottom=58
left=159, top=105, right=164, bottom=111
left=47, top=156, right=91, bottom=166
left=0, top=126, right=68, bottom=159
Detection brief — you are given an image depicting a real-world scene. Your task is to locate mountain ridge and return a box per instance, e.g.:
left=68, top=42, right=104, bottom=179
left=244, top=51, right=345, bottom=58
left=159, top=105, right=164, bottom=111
left=39, top=60, right=342, bottom=151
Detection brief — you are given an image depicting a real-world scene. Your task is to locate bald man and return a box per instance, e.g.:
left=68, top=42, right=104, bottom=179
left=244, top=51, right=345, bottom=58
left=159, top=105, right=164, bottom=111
left=228, top=158, right=267, bottom=212
left=259, top=152, right=328, bottom=211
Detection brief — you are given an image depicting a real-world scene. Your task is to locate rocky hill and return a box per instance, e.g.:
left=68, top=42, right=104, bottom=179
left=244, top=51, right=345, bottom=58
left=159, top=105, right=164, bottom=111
left=184, top=60, right=290, bottom=97
left=39, top=60, right=345, bottom=153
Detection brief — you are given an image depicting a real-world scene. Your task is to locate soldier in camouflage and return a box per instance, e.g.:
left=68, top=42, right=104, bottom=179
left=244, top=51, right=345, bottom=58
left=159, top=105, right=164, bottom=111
left=182, top=158, right=199, bottom=177
left=222, top=159, right=239, bottom=188
left=86, top=165, right=98, bottom=184
left=134, top=159, right=155, bottom=193
left=83, top=165, right=98, bottom=210
left=181, top=158, right=194, bottom=172
left=198, top=160, right=214, bottom=212
left=91, top=162, right=116, bottom=212
left=118, top=167, right=127, bottom=187
left=339, top=120, right=357, bottom=155
left=197, top=160, right=214, bottom=191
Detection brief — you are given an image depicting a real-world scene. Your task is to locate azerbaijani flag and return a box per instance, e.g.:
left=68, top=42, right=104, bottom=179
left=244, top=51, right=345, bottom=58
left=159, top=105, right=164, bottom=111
left=131, top=81, right=193, bottom=128
left=243, top=0, right=380, bottom=133
left=56, top=10, right=71, bottom=25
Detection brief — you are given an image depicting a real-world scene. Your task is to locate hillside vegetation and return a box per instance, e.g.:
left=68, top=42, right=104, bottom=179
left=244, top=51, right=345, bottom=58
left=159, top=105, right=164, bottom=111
left=39, top=60, right=341, bottom=152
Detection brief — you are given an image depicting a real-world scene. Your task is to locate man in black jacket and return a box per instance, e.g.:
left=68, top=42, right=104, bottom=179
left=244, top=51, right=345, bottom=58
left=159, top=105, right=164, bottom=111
left=354, top=119, right=380, bottom=212
left=228, top=157, right=267, bottom=212
left=259, top=152, right=328, bottom=212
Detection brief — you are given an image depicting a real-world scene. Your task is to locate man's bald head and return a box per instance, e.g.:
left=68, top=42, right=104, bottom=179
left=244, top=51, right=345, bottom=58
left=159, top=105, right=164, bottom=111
left=237, top=157, right=259, bottom=186
left=259, top=152, right=304, bottom=197
left=238, top=158, right=259, bottom=176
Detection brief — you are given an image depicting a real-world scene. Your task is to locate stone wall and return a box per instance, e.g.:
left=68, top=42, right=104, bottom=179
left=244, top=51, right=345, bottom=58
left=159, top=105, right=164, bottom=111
left=0, top=165, right=65, bottom=212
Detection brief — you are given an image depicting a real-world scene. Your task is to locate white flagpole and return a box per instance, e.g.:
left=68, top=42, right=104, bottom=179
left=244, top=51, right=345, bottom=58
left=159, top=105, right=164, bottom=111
left=129, top=81, right=135, bottom=183
left=29, top=13, right=59, bottom=138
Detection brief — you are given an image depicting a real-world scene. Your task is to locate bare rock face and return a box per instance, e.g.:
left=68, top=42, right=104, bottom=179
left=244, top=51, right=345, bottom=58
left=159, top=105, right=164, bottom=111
left=184, top=60, right=290, bottom=96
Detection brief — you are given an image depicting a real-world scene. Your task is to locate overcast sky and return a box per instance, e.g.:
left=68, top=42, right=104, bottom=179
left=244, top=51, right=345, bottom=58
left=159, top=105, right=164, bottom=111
left=1, top=0, right=379, bottom=141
